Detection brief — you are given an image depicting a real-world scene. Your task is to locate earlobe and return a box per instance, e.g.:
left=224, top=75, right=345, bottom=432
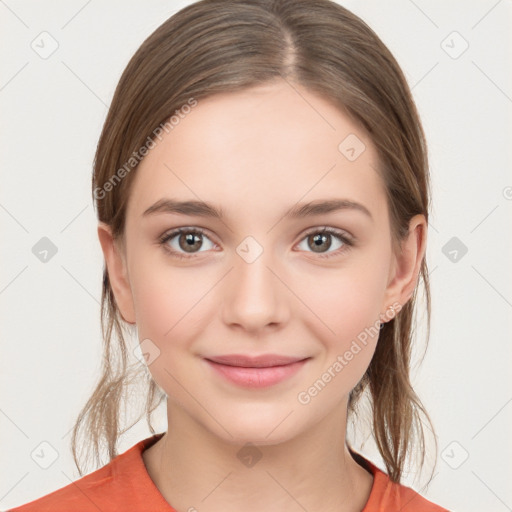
left=97, top=222, right=136, bottom=325
left=381, top=214, right=427, bottom=318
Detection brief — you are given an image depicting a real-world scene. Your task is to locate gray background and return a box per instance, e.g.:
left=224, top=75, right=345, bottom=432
left=1, top=1, right=511, bottom=511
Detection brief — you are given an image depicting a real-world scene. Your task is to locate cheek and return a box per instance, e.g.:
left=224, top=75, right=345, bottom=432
left=297, top=260, right=389, bottom=341
left=129, top=262, right=217, bottom=402
left=127, top=238, right=216, bottom=344
left=291, top=250, right=391, bottom=390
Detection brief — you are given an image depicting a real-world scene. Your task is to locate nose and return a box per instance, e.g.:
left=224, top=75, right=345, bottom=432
left=221, top=248, right=290, bottom=333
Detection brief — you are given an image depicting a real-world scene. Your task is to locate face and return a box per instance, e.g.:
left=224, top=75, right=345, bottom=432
left=99, top=79, right=424, bottom=446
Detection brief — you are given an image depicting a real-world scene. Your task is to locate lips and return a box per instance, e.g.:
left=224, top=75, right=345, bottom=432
left=204, top=354, right=311, bottom=388
left=205, top=354, right=308, bottom=368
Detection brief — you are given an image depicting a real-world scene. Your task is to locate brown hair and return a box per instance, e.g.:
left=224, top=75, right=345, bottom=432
left=72, top=0, right=437, bottom=484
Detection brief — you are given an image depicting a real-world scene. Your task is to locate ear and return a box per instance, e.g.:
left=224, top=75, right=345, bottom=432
left=381, top=214, right=427, bottom=320
left=97, top=222, right=136, bottom=325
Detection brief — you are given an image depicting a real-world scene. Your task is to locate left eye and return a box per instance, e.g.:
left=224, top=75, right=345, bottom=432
left=296, top=228, right=352, bottom=258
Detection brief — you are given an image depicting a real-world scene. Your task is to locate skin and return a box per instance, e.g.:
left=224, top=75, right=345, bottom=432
left=98, top=78, right=426, bottom=512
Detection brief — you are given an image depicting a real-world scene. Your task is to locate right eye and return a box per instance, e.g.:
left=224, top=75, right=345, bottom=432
left=158, top=227, right=217, bottom=259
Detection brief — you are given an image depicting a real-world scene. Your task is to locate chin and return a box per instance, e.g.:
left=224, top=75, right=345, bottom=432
left=223, top=429, right=295, bottom=448
left=207, top=406, right=305, bottom=447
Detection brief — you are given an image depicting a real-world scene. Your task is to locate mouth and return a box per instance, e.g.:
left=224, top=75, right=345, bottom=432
left=205, top=353, right=309, bottom=368
left=204, top=354, right=311, bottom=388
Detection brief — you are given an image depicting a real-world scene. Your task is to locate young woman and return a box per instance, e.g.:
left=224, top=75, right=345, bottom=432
left=9, top=0, right=450, bottom=510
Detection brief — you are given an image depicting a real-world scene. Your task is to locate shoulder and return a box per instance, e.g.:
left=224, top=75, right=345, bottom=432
left=6, top=434, right=172, bottom=512
left=385, top=478, right=451, bottom=512
left=6, top=460, right=115, bottom=512
left=351, top=451, right=451, bottom=512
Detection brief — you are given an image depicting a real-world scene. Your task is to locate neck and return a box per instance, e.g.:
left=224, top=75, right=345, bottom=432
left=143, top=400, right=373, bottom=512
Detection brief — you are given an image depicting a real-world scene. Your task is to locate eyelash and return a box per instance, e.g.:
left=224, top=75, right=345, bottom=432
left=158, top=226, right=354, bottom=260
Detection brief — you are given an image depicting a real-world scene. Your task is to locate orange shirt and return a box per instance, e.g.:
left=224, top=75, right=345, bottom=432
left=8, top=433, right=450, bottom=511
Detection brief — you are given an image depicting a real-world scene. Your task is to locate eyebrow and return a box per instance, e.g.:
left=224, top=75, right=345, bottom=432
left=142, top=198, right=373, bottom=221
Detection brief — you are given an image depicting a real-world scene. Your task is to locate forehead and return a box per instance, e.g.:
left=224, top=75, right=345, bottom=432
left=126, top=79, right=386, bottom=225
